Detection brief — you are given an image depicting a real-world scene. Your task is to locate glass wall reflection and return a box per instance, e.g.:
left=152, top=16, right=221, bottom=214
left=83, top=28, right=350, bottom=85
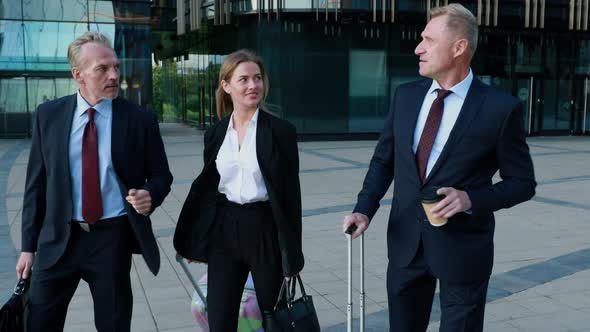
left=348, top=50, right=388, bottom=133
left=0, top=0, right=152, bottom=137
left=154, top=54, right=219, bottom=126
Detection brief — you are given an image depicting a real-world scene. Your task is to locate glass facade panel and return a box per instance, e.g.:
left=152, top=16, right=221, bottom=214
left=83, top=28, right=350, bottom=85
left=0, top=20, right=25, bottom=71
left=0, top=0, right=23, bottom=19
left=22, top=0, right=114, bottom=23
left=516, top=78, right=533, bottom=134
left=115, top=23, right=150, bottom=106
left=586, top=78, right=590, bottom=133
left=577, top=39, right=590, bottom=76
left=159, top=59, right=184, bottom=122
left=113, top=2, right=151, bottom=24
left=27, top=78, right=77, bottom=113
left=544, top=0, right=569, bottom=30
left=497, top=1, right=526, bottom=28
left=1, top=0, right=152, bottom=137
left=285, top=0, right=312, bottom=9
left=349, top=50, right=388, bottom=133
left=0, top=77, right=30, bottom=136
left=0, top=77, right=27, bottom=113
left=539, top=79, right=571, bottom=131
left=22, top=22, right=114, bottom=72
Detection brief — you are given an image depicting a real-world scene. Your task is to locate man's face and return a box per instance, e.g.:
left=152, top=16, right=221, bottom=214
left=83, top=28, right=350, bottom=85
left=72, top=42, right=120, bottom=105
left=414, top=15, right=456, bottom=80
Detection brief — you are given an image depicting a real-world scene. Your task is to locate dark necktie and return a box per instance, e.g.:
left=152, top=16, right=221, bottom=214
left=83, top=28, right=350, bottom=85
left=82, top=108, right=103, bottom=224
left=416, top=89, right=452, bottom=183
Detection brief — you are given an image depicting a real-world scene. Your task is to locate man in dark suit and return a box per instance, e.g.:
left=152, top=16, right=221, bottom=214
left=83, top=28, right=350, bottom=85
left=15, top=31, right=173, bottom=331
left=342, top=4, right=536, bottom=331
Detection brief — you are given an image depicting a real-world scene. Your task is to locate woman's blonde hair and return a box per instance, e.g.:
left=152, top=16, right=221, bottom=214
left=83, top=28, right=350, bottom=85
left=215, top=49, right=269, bottom=119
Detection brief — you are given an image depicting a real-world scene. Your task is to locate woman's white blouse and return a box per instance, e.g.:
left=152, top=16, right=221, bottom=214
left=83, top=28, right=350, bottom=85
left=216, top=109, right=269, bottom=204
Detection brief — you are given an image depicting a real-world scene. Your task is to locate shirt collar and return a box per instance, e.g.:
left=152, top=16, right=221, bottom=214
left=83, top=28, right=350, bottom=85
left=76, top=90, right=112, bottom=118
left=227, top=108, right=260, bottom=132
left=427, top=68, right=474, bottom=100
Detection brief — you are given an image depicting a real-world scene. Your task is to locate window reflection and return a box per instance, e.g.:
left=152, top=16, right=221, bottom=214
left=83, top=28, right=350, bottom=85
left=0, top=20, right=25, bottom=70
left=22, top=0, right=115, bottom=23
left=0, top=78, right=27, bottom=113
left=20, top=21, right=115, bottom=71
left=27, top=78, right=77, bottom=112
left=349, top=50, right=388, bottom=133
left=0, top=0, right=23, bottom=19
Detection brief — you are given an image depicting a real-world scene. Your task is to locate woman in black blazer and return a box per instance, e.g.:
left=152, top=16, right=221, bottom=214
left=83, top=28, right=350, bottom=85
left=174, top=49, right=304, bottom=331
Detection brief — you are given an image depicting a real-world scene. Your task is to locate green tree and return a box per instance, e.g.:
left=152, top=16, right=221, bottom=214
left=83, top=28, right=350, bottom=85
left=152, top=65, right=164, bottom=120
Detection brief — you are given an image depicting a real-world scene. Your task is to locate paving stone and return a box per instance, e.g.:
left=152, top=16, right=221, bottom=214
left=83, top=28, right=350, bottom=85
left=3, top=127, right=590, bottom=331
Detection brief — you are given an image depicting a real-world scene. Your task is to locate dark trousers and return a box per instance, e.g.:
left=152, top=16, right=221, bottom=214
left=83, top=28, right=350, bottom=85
left=26, top=216, right=133, bottom=332
left=387, top=240, right=489, bottom=332
left=207, top=197, right=283, bottom=332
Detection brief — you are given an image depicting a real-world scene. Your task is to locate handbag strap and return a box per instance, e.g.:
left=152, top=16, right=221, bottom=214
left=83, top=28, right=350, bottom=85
left=294, top=275, right=308, bottom=297
left=13, top=279, right=28, bottom=296
left=273, top=278, right=290, bottom=310
left=273, top=275, right=311, bottom=310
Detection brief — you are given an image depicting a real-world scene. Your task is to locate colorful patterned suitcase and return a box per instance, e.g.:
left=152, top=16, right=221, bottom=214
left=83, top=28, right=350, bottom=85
left=176, top=253, right=263, bottom=332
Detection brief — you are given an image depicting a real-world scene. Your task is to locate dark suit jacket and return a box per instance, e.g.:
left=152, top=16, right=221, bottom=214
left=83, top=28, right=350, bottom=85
left=21, top=94, right=173, bottom=275
left=174, top=110, right=304, bottom=277
left=354, top=77, right=536, bottom=282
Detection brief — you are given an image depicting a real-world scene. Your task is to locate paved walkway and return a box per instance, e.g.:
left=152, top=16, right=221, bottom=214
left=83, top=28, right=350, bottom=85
left=2, top=123, right=590, bottom=331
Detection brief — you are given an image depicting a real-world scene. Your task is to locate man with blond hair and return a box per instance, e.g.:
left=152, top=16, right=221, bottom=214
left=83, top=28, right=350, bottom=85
left=16, top=31, right=173, bottom=331
left=342, top=4, right=536, bottom=331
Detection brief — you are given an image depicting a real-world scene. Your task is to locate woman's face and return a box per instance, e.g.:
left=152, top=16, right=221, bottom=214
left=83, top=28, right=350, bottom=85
left=222, top=61, right=264, bottom=112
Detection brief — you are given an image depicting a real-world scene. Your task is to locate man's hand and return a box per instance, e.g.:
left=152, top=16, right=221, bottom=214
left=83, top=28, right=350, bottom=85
left=126, top=189, right=152, bottom=216
left=342, top=212, right=370, bottom=240
left=16, top=252, right=34, bottom=279
left=430, top=187, right=472, bottom=219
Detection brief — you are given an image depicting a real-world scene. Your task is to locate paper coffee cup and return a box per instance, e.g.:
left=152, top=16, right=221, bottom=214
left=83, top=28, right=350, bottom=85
left=421, top=188, right=447, bottom=227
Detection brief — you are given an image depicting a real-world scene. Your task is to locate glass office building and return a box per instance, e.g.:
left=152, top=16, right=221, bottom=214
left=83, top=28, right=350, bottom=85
left=153, top=0, right=590, bottom=137
left=0, top=0, right=152, bottom=137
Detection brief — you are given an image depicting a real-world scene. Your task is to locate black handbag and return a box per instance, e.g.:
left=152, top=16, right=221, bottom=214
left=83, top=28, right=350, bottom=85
left=269, top=275, right=321, bottom=331
left=0, top=279, right=28, bottom=332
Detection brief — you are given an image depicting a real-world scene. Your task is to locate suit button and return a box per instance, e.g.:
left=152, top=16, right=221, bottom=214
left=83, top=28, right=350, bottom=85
left=417, top=218, right=421, bottom=223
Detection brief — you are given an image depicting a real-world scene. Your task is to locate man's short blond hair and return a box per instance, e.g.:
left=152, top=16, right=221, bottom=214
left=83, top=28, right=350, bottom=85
left=67, top=32, right=113, bottom=68
left=431, top=3, right=478, bottom=58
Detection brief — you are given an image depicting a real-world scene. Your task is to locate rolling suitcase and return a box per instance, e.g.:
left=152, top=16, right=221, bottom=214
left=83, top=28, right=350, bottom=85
left=175, top=253, right=263, bottom=332
left=345, top=226, right=365, bottom=332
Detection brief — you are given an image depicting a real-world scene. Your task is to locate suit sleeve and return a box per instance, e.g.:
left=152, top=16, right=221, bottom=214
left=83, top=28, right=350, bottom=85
left=142, top=112, right=173, bottom=211
left=21, top=108, right=47, bottom=253
left=467, top=102, right=536, bottom=213
left=282, top=124, right=303, bottom=276
left=353, top=89, right=397, bottom=220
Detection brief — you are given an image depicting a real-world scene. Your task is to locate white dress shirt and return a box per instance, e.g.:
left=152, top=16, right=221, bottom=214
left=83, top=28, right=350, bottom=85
left=69, top=92, right=126, bottom=221
left=412, top=69, right=474, bottom=177
left=216, top=109, right=269, bottom=204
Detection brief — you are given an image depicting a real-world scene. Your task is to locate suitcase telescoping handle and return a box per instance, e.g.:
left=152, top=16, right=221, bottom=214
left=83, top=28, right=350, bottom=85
left=175, top=253, right=208, bottom=311
left=345, top=225, right=365, bottom=332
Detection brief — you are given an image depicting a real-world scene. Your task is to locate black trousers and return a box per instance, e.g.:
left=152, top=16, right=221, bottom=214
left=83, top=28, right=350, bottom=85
left=207, top=197, right=283, bottom=332
left=26, top=216, right=133, bottom=332
left=387, top=239, right=489, bottom=332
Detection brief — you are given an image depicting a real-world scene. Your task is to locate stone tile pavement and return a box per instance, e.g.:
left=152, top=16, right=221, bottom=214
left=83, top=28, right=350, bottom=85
left=1, top=123, right=590, bottom=331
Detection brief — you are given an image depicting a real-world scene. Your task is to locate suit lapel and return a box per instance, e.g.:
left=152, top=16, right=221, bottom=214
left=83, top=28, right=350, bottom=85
left=402, top=80, right=431, bottom=183
left=111, top=97, right=128, bottom=180
left=205, top=116, right=229, bottom=170
left=256, top=111, right=272, bottom=175
left=423, top=78, right=487, bottom=185
left=62, top=94, right=77, bottom=200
